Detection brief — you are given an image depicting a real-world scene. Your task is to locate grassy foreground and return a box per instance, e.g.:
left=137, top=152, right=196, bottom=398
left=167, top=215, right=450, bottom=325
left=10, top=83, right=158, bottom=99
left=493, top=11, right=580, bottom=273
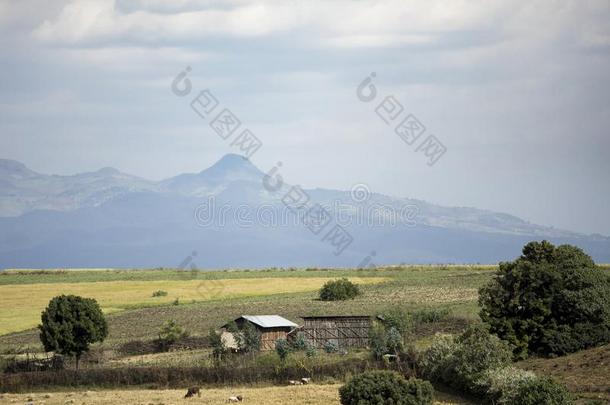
left=0, top=384, right=475, bottom=405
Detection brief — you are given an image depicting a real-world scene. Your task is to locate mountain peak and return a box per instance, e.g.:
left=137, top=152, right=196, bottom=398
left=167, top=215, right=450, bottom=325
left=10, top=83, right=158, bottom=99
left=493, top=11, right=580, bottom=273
left=202, top=154, right=256, bottom=174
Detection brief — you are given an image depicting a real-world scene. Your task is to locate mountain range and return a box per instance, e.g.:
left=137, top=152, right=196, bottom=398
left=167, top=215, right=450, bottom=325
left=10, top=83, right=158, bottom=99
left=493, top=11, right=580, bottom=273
left=1, top=154, right=608, bottom=268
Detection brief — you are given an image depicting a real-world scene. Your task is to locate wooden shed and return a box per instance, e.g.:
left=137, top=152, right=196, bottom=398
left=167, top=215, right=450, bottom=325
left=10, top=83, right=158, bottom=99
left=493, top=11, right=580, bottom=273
left=296, top=315, right=371, bottom=349
left=222, top=315, right=298, bottom=351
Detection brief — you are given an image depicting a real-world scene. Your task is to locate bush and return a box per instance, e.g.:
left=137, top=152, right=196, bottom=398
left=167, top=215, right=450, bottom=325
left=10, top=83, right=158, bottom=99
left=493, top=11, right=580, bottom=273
left=324, top=341, right=339, bottom=354
left=319, top=278, right=360, bottom=301
left=275, top=338, right=291, bottom=361
left=512, top=377, right=573, bottom=405
left=292, top=332, right=308, bottom=351
left=208, top=329, right=226, bottom=362
left=305, top=342, right=317, bottom=358
left=39, top=295, right=108, bottom=370
left=237, top=322, right=261, bottom=353
left=420, top=325, right=512, bottom=395
left=479, top=241, right=610, bottom=358
left=378, top=307, right=412, bottom=336
left=411, top=308, right=450, bottom=324
left=418, top=334, right=457, bottom=382
left=477, top=366, right=537, bottom=404
left=152, top=290, right=168, bottom=297
left=339, top=370, right=434, bottom=405
left=157, top=320, right=188, bottom=351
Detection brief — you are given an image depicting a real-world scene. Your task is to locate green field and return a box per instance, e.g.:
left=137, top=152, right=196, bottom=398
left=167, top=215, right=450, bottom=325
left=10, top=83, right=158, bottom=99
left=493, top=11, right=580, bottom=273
left=0, top=271, right=386, bottom=336
left=0, top=266, right=492, bottom=349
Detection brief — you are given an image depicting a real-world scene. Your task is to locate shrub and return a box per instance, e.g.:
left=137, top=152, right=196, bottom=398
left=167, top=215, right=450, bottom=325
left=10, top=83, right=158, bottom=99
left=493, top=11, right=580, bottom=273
left=420, top=325, right=512, bottom=395
left=378, top=307, right=412, bottom=336
left=339, top=370, right=434, bottom=405
left=477, top=366, right=537, bottom=404
left=292, top=332, right=308, bottom=351
left=479, top=241, right=610, bottom=358
left=151, top=290, right=168, bottom=297
left=208, top=329, right=226, bottom=361
left=237, top=322, right=261, bottom=353
left=512, top=377, right=573, bottom=405
left=305, top=342, right=317, bottom=358
left=275, top=338, right=291, bottom=361
left=319, top=278, right=360, bottom=301
left=39, top=295, right=108, bottom=369
left=324, top=341, right=339, bottom=354
left=157, top=320, right=188, bottom=351
left=411, top=308, right=450, bottom=324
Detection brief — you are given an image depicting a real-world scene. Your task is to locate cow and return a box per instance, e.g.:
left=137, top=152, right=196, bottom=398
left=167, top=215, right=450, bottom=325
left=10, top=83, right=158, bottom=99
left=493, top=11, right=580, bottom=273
left=184, top=387, right=201, bottom=398
left=228, top=395, right=243, bottom=402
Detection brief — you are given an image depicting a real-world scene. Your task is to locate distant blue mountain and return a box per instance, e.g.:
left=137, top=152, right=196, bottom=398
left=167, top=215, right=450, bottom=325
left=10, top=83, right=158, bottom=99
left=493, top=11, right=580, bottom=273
left=0, top=155, right=608, bottom=268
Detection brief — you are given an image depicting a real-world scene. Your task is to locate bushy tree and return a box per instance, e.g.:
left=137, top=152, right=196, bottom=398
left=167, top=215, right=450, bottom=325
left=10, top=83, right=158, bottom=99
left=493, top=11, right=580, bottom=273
left=39, top=295, right=108, bottom=369
left=420, top=325, right=512, bottom=395
left=339, top=370, right=434, bottom=405
left=479, top=241, right=610, bottom=358
left=208, top=329, right=226, bottom=362
left=157, top=319, right=188, bottom=351
left=275, top=338, right=291, bottom=361
left=319, top=278, right=361, bottom=301
left=324, top=340, right=339, bottom=353
left=512, top=377, right=573, bottom=405
left=237, top=322, right=261, bottom=353
left=292, top=331, right=308, bottom=351
left=369, top=324, right=404, bottom=360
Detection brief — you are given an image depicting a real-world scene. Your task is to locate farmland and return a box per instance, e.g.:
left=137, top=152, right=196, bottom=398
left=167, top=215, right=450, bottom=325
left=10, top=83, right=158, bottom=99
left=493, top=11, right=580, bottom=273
left=1, top=264, right=609, bottom=404
left=0, top=274, right=386, bottom=335
left=0, top=266, right=488, bottom=348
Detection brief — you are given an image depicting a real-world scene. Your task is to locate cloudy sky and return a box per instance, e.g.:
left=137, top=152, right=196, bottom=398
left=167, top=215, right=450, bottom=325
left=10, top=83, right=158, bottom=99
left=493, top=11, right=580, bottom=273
left=1, top=0, right=609, bottom=235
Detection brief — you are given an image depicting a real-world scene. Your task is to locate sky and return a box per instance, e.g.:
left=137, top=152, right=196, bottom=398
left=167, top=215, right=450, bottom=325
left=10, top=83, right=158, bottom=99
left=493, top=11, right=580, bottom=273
left=0, top=0, right=609, bottom=235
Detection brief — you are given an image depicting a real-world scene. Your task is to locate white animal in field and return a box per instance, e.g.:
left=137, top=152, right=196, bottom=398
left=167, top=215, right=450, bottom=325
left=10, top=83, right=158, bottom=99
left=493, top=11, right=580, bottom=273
left=228, top=395, right=243, bottom=402
left=288, top=380, right=303, bottom=385
left=301, top=377, right=311, bottom=384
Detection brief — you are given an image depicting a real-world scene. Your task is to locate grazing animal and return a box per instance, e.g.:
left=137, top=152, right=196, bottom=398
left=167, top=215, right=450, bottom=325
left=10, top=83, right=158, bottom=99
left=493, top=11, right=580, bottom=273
left=228, top=395, right=243, bottom=402
left=301, top=377, right=311, bottom=384
left=184, top=387, right=201, bottom=398
left=289, top=380, right=303, bottom=385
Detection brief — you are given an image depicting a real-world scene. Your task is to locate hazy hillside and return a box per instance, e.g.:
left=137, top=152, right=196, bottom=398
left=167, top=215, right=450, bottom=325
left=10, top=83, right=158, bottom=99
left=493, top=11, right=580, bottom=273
left=0, top=155, right=608, bottom=268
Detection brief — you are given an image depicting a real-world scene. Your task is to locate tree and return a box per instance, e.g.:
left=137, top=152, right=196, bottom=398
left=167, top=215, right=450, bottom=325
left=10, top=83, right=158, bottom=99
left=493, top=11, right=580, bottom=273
left=319, top=278, right=361, bottom=301
left=236, top=322, right=261, bottom=353
left=39, top=295, right=108, bottom=369
left=479, top=241, right=610, bottom=358
left=157, top=319, right=188, bottom=351
left=208, top=329, right=227, bottom=362
left=275, top=338, right=291, bottom=361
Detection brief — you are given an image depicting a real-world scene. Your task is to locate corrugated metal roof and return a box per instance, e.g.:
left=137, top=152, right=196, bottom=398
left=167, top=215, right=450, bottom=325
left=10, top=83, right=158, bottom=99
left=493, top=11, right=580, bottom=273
left=241, top=315, right=298, bottom=328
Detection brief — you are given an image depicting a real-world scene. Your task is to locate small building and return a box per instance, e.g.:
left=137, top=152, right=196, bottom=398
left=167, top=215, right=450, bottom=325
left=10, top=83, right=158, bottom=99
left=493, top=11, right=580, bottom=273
left=221, top=315, right=298, bottom=351
left=296, top=315, right=372, bottom=349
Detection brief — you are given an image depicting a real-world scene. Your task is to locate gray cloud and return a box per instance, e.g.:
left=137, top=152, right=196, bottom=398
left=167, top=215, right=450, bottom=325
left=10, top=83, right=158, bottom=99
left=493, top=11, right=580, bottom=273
left=0, top=0, right=609, bottom=235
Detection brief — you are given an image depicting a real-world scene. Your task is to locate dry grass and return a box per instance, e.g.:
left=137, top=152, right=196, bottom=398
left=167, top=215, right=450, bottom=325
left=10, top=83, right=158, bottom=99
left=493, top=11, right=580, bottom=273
left=0, top=384, right=475, bottom=405
left=517, top=344, right=610, bottom=402
left=0, top=277, right=385, bottom=335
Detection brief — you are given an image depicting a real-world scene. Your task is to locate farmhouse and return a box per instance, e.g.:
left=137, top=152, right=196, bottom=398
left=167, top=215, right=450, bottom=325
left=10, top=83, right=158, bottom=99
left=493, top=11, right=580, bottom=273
left=221, top=315, right=298, bottom=351
left=295, top=315, right=372, bottom=349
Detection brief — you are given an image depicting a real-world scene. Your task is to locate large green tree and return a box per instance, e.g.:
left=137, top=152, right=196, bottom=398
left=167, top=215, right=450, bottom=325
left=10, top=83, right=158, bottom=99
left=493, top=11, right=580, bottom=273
left=479, top=241, right=610, bottom=358
left=39, top=295, right=108, bottom=369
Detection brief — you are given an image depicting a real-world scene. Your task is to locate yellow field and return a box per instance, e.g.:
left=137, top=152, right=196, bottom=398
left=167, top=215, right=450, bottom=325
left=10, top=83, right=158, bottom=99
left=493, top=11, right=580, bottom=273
left=0, top=277, right=385, bottom=335
left=0, top=384, right=474, bottom=405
